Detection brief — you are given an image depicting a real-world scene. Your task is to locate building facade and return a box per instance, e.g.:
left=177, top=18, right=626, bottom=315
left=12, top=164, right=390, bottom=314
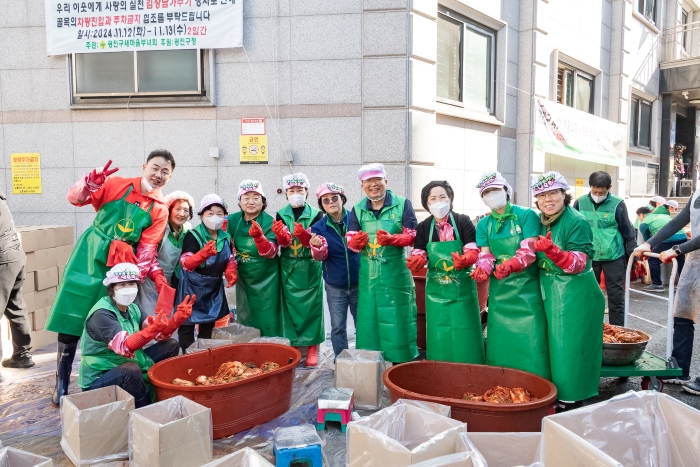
left=0, top=0, right=693, bottom=235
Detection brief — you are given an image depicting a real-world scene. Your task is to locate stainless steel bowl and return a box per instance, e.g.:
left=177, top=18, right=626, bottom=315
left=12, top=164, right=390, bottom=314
left=602, top=328, right=651, bottom=366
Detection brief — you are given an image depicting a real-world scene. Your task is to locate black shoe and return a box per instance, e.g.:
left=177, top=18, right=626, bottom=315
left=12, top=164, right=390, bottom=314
left=51, top=342, right=77, bottom=407
left=555, top=400, right=582, bottom=413
left=134, top=394, right=152, bottom=409
left=682, top=377, right=700, bottom=396
left=2, top=355, right=35, bottom=369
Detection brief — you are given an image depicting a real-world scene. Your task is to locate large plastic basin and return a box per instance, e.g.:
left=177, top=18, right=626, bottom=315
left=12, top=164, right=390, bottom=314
left=148, top=343, right=301, bottom=438
left=383, top=361, right=557, bottom=432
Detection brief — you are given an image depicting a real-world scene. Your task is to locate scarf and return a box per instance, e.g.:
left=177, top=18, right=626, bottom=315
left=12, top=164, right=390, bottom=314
left=540, top=208, right=565, bottom=227
left=435, top=218, right=455, bottom=242
left=490, top=202, right=518, bottom=232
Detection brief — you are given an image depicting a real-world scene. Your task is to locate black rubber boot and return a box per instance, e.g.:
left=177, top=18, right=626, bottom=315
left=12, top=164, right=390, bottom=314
left=51, top=342, right=77, bottom=407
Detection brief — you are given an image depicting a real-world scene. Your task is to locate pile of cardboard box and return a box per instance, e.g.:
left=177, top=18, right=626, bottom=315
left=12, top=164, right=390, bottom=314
left=0, top=225, right=74, bottom=355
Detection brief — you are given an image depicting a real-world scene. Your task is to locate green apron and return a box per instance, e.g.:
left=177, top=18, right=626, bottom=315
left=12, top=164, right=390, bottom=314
left=355, top=193, right=418, bottom=363
left=537, top=208, right=604, bottom=401
left=425, top=215, right=485, bottom=363
left=278, top=204, right=325, bottom=346
left=78, top=296, right=154, bottom=399
left=47, top=186, right=154, bottom=337
left=485, top=218, right=551, bottom=379
left=228, top=212, right=282, bottom=337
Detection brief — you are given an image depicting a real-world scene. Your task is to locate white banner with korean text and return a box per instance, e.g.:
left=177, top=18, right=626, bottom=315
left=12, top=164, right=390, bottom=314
left=45, top=0, right=242, bottom=55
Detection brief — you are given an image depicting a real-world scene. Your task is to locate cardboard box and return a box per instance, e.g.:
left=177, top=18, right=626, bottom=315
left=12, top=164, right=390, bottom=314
left=25, top=248, right=57, bottom=273
left=466, top=432, right=541, bottom=467
left=35, top=267, right=58, bottom=291
left=50, top=225, right=74, bottom=247
left=23, top=272, right=35, bottom=294
left=17, top=226, right=56, bottom=253
left=130, top=396, right=212, bottom=467
left=335, top=349, right=386, bottom=410
left=23, top=292, right=36, bottom=314
left=347, top=403, right=468, bottom=467
left=0, top=447, right=53, bottom=467
left=61, top=386, right=134, bottom=467
left=35, top=287, right=56, bottom=310
left=33, top=307, right=49, bottom=332
left=58, top=264, right=65, bottom=283
left=201, top=448, right=273, bottom=467
left=55, top=244, right=74, bottom=266
left=30, top=328, right=57, bottom=350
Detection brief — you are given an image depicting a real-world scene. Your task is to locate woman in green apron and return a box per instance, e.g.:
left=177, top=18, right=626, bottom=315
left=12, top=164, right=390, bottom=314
left=272, top=173, right=324, bottom=367
left=79, top=263, right=193, bottom=408
left=472, top=171, right=550, bottom=379
left=136, top=191, right=194, bottom=316
left=227, top=180, right=283, bottom=339
left=406, top=180, right=484, bottom=363
left=531, top=171, right=605, bottom=412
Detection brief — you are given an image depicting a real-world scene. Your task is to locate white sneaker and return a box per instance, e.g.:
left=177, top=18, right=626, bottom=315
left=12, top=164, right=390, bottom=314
left=661, top=376, right=691, bottom=385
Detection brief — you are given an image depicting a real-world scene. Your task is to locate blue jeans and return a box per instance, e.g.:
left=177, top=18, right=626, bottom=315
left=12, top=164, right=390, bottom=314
left=650, top=240, right=686, bottom=285
left=87, top=339, right=179, bottom=407
left=325, top=283, right=358, bottom=356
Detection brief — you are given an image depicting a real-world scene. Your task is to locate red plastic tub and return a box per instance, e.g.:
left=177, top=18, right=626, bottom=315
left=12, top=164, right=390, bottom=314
left=412, top=269, right=427, bottom=350
left=383, top=361, right=557, bottom=432
left=148, top=343, right=301, bottom=438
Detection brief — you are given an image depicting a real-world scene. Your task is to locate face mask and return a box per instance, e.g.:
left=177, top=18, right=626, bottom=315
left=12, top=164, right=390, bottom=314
left=428, top=201, right=451, bottom=219
left=114, top=287, right=138, bottom=306
left=483, top=190, right=507, bottom=210
left=141, top=177, right=153, bottom=192
left=591, top=194, right=607, bottom=203
left=288, top=193, right=306, bottom=208
left=203, top=215, right=225, bottom=231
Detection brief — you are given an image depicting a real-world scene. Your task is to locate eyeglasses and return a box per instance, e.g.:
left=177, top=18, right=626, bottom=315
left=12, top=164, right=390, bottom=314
left=535, top=191, right=560, bottom=200
left=362, top=177, right=384, bottom=186
left=322, top=195, right=340, bottom=204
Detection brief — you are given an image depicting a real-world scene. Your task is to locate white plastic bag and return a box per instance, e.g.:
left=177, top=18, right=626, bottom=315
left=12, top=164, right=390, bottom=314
left=336, top=349, right=386, bottom=410
left=201, top=447, right=273, bottom=467
left=211, top=323, right=260, bottom=343
left=186, top=339, right=236, bottom=354
left=0, top=447, right=53, bottom=467
left=466, top=432, right=541, bottom=467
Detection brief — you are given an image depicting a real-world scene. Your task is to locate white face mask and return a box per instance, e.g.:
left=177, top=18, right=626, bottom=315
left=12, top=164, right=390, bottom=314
left=591, top=194, right=607, bottom=203
left=114, top=287, right=138, bottom=306
left=483, top=189, right=507, bottom=210
left=203, top=215, right=225, bottom=231
left=288, top=193, right=306, bottom=208
left=428, top=201, right=451, bottom=219
left=141, top=177, right=153, bottom=193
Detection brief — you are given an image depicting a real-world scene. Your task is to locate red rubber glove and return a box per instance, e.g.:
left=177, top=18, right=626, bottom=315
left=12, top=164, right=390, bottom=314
left=294, top=223, right=312, bottom=247
left=348, top=231, right=369, bottom=251
left=107, top=240, right=138, bottom=267
left=159, top=295, right=196, bottom=339
left=376, top=229, right=414, bottom=247
left=225, top=264, right=237, bottom=288
left=451, top=249, right=479, bottom=270
left=152, top=270, right=169, bottom=293
left=534, top=232, right=574, bottom=270
left=126, top=313, right=168, bottom=351
left=494, top=257, right=525, bottom=280
left=634, top=260, right=647, bottom=278
left=470, top=267, right=490, bottom=282
left=406, top=255, right=426, bottom=272
left=88, top=160, right=119, bottom=188
left=249, top=220, right=273, bottom=254
left=183, top=240, right=217, bottom=270
left=272, top=220, right=292, bottom=245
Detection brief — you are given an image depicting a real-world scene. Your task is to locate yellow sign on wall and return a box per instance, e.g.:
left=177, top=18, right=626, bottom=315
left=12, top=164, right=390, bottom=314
left=11, top=153, right=42, bottom=194
left=240, top=135, right=268, bottom=164
left=575, top=178, right=585, bottom=200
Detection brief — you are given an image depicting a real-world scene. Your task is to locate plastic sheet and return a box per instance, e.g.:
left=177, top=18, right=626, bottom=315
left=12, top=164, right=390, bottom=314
left=319, top=387, right=354, bottom=410
left=59, top=385, right=134, bottom=466
left=248, top=336, right=291, bottom=346
left=0, top=447, right=53, bottom=467
left=543, top=390, right=700, bottom=467
left=186, top=339, right=237, bottom=354
left=391, top=399, right=451, bottom=418
left=335, top=349, right=386, bottom=410
left=273, top=424, right=323, bottom=450
left=202, top=447, right=272, bottom=467
left=346, top=398, right=468, bottom=466
left=129, top=395, right=213, bottom=467
left=211, top=324, right=260, bottom=343
left=466, top=433, right=541, bottom=467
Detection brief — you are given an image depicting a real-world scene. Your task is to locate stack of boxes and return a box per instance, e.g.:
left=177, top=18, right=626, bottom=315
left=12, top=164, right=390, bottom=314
left=0, top=225, right=74, bottom=353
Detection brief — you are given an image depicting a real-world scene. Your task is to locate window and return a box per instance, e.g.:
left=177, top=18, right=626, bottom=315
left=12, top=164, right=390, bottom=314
left=556, top=65, right=594, bottom=114
left=629, top=97, right=652, bottom=149
left=630, top=160, right=659, bottom=196
left=72, top=49, right=203, bottom=97
left=647, top=163, right=660, bottom=195
left=437, top=8, right=495, bottom=113
left=637, top=0, right=656, bottom=24
left=682, top=10, right=689, bottom=51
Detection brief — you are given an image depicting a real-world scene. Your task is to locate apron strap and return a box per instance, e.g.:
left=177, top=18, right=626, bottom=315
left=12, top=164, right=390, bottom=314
left=428, top=212, right=461, bottom=244
left=120, top=184, right=155, bottom=212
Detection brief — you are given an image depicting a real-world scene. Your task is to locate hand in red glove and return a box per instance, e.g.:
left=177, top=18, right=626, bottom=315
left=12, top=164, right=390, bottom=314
left=634, top=260, right=647, bottom=278
left=249, top=220, right=264, bottom=238
left=534, top=232, right=573, bottom=270
left=126, top=313, right=168, bottom=351
left=88, top=160, right=119, bottom=188
left=158, top=295, right=196, bottom=339
left=272, top=220, right=292, bottom=245
left=294, top=223, right=312, bottom=247
left=406, top=255, right=426, bottom=272
left=248, top=220, right=273, bottom=255
left=107, top=240, right=138, bottom=267
left=152, top=270, right=169, bottom=293
left=494, top=257, right=525, bottom=280
left=348, top=231, right=370, bottom=251
left=225, top=266, right=237, bottom=288
left=451, top=249, right=479, bottom=270
left=182, top=240, right=217, bottom=270
left=376, top=229, right=414, bottom=247
left=470, top=266, right=490, bottom=282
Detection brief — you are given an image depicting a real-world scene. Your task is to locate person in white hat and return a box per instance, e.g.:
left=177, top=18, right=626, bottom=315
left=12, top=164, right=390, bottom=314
left=78, top=263, right=194, bottom=408
left=531, top=171, right=604, bottom=412
left=346, top=163, right=419, bottom=364
left=469, top=171, right=550, bottom=379
left=226, top=180, right=283, bottom=339
left=135, top=191, right=194, bottom=318
left=272, top=173, right=325, bottom=367
left=176, top=194, right=238, bottom=351
left=635, top=195, right=666, bottom=229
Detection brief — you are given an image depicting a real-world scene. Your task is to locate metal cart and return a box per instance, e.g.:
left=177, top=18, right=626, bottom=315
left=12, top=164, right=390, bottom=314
left=599, top=253, right=682, bottom=392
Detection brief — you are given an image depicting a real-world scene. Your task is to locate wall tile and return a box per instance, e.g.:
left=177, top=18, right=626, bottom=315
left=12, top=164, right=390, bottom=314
left=363, top=57, right=407, bottom=107
left=0, top=68, right=68, bottom=111
left=291, top=59, right=362, bottom=104
left=364, top=11, right=407, bottom=57
left=215, top=16, right=291, bottom=63
left=0, top=27, right=64, bottom=70
left=409, top=110, right=434, bottom=165
left=291, top=14, right=362, bottom=60
left=291, top=0, right=362, bottom=15
left=0, top=0, right=45, bottom=28
left=243, top=0, right=290, bottom=18
left=143, top=120, right=217, bottom=168
left=5, top=167, right=75, bottom=214
left=3, top=122, right=72, bottom=169
left=363, top=109, right=407, bottom=162
left=290, top=117, right=362, bottom=166
left=410, top=12, right=435, bottom=62
left=216, top=61, right=291, bottom=107
left=364, top=0, right=408, bottom=11
left=72, top=121, right=145, bottom=169
left=409, top=58, right=435, bottom=111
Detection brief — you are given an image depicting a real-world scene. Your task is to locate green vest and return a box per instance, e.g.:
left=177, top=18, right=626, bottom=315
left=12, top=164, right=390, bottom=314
left=578, top=194, right=624, bottom=261
left=78, top=296, right=154, bottom=389
left=642, top=206, right=685, bottom=238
